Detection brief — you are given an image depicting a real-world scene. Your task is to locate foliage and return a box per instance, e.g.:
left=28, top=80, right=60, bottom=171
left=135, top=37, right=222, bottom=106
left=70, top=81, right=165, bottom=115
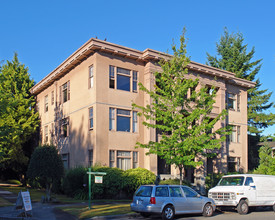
left=90, top=166, right=125, bottom=199
left=254, top=145, right=275, bottom=175
left=0, top=53, right=39, bottom=178
left=27, top=145, right=64, bottom=201
left=206, top=28, right=275, bottom=135
left=159, top=178, right=191, bottom=186
left=123, top=168, right=156, bottom=195
left=133, top=30, right=230, bottom=184
left=62, top=167, right=87, bottom=197
left=205, top=173, right=224, bottom=191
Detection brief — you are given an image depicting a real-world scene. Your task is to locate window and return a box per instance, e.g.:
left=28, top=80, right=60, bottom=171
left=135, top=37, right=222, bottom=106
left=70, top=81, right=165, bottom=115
left=109, top=150, right=138, bottom=170
left=89, top=65, right=94, bottom=88
left=109, top=66, right=115, bottom=89
left=88, top=149, right=93, bottom=167
left=133, top=111, right=138, bottom=133
left=50, top=123, right=54, bottom=145
left=117, top=109, right=130, bottom=132
left=117, top=151, right=131, bottom=170
left=89, top=107, right=93, bottom=130
left=228, top=157, right=240, bottom=172
left=61, top=81, right=70, bottom=103
left=61, top=118, right=69, bottom=138
left=237, top=94, right=240, bottom=111
left=62, top=153, right=69, bottom=169
left=36, top=101, right=40, bottom=112
left=181, top=186, right=198, bottom=197
left=44, top=125, right=48, bottom=143
left=169, top=187, right=183, bottom=197
left=109, top=150, right=115, bottom=167
left=155, top=187, right=169, bottom=197
left=51, top=91, right=54, bottom=105
left=133, top=71, right=138, bottom=92
left=229, top=125, right=240, bottom=143
left=227, top=92, right=240, bottom=111
left=244, top=177, right=254, bottom=186
left=45, top=95, right=48, bottom=112
left=133, top=151, right=138, bottom=168
left=109, top=108, right=115, bottom=130
left=109, top=65, right=138, bottom=92
left=117, top=67, right=130, bottom=91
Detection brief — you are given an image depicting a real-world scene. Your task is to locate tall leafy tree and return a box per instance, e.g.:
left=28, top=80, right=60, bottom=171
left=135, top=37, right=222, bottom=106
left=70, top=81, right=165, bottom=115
left=0, top=53, right=39, bottom=178
left=27, top=145, right=64, bottom=201
left=206, top=28, right=275, bottom=135
left=133, top=31, right=230, bottom=184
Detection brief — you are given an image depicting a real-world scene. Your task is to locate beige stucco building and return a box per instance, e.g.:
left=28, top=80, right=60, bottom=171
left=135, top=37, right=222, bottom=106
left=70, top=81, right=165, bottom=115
left=31, top=38, right=255, bottom=184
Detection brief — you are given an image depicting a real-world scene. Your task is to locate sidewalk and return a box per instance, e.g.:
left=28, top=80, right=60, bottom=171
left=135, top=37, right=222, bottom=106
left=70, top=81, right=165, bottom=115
left=0, top=187, right=78, bottom=220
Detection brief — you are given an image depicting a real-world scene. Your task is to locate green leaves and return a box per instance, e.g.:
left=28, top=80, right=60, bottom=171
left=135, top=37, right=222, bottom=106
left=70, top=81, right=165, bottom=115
left=0, top=53, right=40, bottom=175
left=207, top=28, right=275, bottom=135
left=133, top=30, right=229, bottom=183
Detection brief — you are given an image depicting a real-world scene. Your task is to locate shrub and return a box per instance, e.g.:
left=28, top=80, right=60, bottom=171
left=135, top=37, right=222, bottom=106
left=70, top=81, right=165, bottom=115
left=89, top=166, right=125, bottom=199
left=27, top=145, right=64, bottom=201
left=62, top=167, right=87, bottom=197
left=160, top=178, right=191, bottom=186
left=123, top=168, right=156, bottom=196
left=205, top=173, right=224, bottom=191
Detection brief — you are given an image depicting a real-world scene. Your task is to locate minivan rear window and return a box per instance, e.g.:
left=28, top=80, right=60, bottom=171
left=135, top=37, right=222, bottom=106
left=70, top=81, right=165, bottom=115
left=135, top=186, right=153, bottom=197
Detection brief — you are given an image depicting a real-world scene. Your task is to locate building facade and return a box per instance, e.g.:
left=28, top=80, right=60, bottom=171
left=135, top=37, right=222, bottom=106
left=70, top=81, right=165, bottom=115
left=31, top=38, right=255, bottom=183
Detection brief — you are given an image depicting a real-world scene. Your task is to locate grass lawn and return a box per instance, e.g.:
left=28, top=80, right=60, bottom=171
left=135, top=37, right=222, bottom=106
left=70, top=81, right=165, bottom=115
left=0, top=197, right=12, bottom=207
left=57, top=203, right=133, bottom=219
left=0, top=186, right=84, bottom=204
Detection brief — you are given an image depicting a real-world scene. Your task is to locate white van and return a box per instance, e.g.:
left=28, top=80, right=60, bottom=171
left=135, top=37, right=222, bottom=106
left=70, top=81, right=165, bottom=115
left=208, top=174, right=275, bottom=214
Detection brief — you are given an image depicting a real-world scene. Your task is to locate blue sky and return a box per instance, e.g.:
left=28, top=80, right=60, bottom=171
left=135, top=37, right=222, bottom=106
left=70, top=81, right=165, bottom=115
left=1, top=0, right=274, bottom=135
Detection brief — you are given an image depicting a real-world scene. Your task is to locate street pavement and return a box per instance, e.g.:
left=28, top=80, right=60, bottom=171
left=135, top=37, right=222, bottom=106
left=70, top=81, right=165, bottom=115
left=1, top=186, right=274, bottom=220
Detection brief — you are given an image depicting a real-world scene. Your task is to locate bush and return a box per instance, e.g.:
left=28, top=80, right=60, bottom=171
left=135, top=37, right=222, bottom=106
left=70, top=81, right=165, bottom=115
left=62, top=167, right=87, bottom=197
left=89, top=166, right=125, bottom=199
left=205, top=173, right=224, bottom=191
left=123, top=168, right=156, bottom=196
left=160, top=178, right=191, bottom=186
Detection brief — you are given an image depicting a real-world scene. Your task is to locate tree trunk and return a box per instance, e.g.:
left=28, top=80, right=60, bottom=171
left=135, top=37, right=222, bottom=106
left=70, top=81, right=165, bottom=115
left=179, top=166, right=183, bottom=185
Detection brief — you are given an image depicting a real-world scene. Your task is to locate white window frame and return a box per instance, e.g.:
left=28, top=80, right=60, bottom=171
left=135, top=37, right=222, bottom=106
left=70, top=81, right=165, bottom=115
left=45, top=95, right=48, bottom=112
left=44, top=125, right=48, bottom=143
left=89, top=107, right=93, bottom=130
left=89, top=65, right=94, bottom=88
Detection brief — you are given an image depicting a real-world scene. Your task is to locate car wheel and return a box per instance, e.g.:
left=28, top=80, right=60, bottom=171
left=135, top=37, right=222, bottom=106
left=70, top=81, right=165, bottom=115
left=162, top=205, right=175, bottom=220
left=237, top=200, right=249, bottom=215
left=140, top=212, right=150, bottom=218
left=203, top=203, right=214, bottom=217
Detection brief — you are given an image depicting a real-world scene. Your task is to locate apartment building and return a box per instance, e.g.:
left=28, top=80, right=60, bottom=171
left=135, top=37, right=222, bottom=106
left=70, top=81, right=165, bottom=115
left=31, top=38, right=255, bottom=183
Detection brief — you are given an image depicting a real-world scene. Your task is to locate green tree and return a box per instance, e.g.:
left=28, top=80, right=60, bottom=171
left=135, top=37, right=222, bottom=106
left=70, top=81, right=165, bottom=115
left=0, top=53, right=39, bottom=179
left=206, top=28, right=275, bottom=135
left=133, top=31, right=230, bottom=184
left=254, top=145, right=275, bottom=175
left=27, top=145, right=64, bottom=201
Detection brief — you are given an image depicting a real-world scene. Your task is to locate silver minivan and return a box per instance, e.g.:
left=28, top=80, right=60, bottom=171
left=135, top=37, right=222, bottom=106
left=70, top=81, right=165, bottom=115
left=131, top=185, right=216, bottom=220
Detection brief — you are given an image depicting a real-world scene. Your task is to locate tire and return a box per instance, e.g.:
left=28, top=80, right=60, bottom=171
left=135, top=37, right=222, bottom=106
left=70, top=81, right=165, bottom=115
left=140, top=212, right=150, bottom=218
left=162, top=205, right=175, bottom=220
left=203, top=203, right=214, bottom=217
left=237, top=200, right=249, bottom=215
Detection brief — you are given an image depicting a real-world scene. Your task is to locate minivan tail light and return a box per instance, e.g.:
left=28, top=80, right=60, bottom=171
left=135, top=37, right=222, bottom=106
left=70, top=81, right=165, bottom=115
left=150, top=197, right=156, bottom=204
